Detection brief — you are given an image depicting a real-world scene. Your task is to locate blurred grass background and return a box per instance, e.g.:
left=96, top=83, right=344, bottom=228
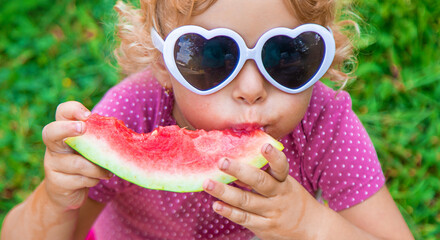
left=0, top=0, right=439, bottom=238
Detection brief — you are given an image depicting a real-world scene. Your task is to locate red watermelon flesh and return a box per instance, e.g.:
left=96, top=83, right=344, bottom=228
left=65, top=114, right=284, bottom=192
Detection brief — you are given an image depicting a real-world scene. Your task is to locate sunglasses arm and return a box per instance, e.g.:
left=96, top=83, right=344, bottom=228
left=151, top=28, right=164, bottom=53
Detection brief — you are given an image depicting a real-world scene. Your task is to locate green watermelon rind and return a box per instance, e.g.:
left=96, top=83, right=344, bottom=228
left=65, top=130, right=284, bottom=193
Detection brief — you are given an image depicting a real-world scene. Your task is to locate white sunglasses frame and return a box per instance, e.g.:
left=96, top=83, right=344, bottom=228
left=151, top=24, right=336, bottom=95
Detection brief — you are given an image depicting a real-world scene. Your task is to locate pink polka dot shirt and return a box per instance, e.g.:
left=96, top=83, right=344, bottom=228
left=88, top=70, right=385, bottom=239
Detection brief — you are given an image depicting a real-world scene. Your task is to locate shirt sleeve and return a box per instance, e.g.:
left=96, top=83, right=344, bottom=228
left=302, top=87, right=386, bottom=211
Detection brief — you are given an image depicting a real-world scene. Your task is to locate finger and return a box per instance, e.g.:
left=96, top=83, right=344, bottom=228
left=262, top=143, right=289, bottom=182
left=218, top=158, right=278, bottom=197
left=203, top=179, right=269, bottom=216
left=233, top=180, right=252, bottom=191
left=47, top=170, right=102, bottom=190
left=55, top=101, right=91, bottom=121
left=212, top=201, right=269, bottom=230
left=43, top=121, right=85, bottom=153
left=48, top=153, right=113, bottom=180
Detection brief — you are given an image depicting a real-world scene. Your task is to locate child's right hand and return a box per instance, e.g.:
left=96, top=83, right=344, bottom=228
left=42, top=101, right=112, bottom=210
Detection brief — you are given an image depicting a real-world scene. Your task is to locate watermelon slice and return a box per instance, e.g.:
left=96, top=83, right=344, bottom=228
left=65, top=114, right=284, bottom=192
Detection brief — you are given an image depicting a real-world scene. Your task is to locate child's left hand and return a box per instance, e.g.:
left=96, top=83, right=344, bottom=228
left=203, top=143, right=325, bottom=240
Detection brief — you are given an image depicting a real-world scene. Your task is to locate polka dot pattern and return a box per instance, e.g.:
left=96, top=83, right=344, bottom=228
left=290, top=85, right=386, bottom=211
left=88, top=70, right=385, bottom=239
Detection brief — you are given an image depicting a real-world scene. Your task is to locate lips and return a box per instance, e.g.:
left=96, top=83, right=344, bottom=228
left=231, top=123, right=266, bottom=133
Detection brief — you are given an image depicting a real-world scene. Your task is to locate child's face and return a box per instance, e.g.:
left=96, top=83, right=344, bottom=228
left=165, top=0, right=313, bottom=140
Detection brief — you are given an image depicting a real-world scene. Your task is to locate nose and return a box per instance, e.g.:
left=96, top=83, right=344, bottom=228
left=232, top=61, right=268, bottom=104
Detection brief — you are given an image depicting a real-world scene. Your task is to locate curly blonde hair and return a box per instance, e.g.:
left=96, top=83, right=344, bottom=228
left=113, top=0, right=357, bottom=87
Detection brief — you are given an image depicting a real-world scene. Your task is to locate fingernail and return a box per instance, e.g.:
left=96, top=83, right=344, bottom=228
left=84, top=111, right=91, bottom=118
left=203, top=180, right=214, bottom=191
left=213, top=202, right=223, bottom=211
left=76, top=122, right=83, bottom=133
left=219, top=158, right=230, bottom=170
left=264, top=144, right=273, bottom=154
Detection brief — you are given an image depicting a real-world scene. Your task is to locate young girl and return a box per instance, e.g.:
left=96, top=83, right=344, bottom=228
left=2, top=0, right=414, bottom=239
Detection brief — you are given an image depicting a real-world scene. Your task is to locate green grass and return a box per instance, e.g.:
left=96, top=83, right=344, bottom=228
left=348, top=1, right=440, bottom=238
left=1, top=0, right=439, bottom=238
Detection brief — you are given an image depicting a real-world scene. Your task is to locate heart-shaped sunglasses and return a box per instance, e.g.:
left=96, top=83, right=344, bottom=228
left=151, top=24, right=335, bottom=95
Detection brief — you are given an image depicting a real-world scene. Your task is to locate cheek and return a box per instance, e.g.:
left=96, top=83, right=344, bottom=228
left=172, top=87, right=224, bottom=130
left=272, top=88, right=313, bottom=137
left=287, top=92, right=312, bottom=117
left=284, top=100, right=309, bottom=123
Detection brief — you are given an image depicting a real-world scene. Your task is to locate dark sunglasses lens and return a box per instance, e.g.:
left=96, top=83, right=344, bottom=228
left=262, top=32, right=325, bottom=89
left=174, top=34, right=239, bottom=91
